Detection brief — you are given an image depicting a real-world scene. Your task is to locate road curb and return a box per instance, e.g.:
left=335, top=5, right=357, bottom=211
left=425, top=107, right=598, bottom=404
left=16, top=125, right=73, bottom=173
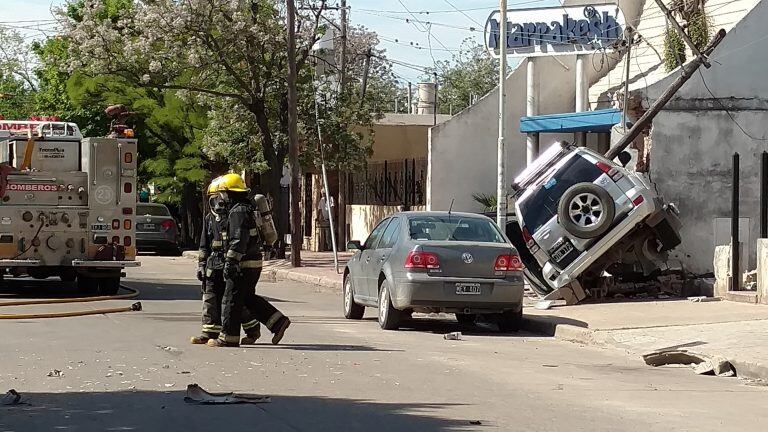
left=262, top=268, right=342, bottom=291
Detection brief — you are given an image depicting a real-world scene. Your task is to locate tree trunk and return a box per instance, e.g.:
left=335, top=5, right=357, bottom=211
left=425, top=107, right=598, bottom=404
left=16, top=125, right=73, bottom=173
left=337, top=171, right=347, bottom=251
left=182, top=183, right=203, bottom=248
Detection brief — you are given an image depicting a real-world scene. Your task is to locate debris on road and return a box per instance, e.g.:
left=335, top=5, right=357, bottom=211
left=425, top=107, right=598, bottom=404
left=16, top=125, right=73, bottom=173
left=535, top=300, right=554, bottom=310
left=688, top=296, right=721, bottom=303
left=184, top=384, right=270, bottom=405
left=469, top=420, right=482, bottom=425
left=642, top=350, right=735, bottom=377
left=443, top=332, right=462, bottom=341
left=1, top=389, right=21, bottom=406
left=46, top=369, right=63, bottom=378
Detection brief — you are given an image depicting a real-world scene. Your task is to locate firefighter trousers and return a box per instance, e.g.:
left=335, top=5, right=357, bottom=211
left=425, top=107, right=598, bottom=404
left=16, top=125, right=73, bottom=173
left=220, top=268, right=284, bottom=342
left=201, top=269, right=261, bottom=338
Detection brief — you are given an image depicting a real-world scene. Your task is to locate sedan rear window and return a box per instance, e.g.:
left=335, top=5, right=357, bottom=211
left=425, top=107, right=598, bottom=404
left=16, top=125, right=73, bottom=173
left=519, top=155, right=603, bottom=235
left=408, top=216, right=505, bottom=243
left=137, top=205, right=171, bottom=217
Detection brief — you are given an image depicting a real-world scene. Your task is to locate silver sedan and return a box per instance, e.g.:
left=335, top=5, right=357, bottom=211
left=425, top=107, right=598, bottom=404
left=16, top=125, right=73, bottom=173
left=343, top=211, right=525, bottom=331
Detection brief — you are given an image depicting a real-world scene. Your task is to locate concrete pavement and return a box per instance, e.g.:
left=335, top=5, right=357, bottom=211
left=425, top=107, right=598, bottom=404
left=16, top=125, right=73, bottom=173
left=2, top=255, right=768, bottom=431
left=220, top=251, right=768, bottom=382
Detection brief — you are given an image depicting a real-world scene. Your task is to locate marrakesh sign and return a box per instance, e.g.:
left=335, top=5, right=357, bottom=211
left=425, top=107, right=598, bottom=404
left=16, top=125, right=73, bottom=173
left=485, top=5, right=625, bottom=58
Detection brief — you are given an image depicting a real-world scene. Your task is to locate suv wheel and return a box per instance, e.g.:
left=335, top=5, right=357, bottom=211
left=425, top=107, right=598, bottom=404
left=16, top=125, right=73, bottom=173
left=378, top=279, right=401, bottom=330
left=558, top=182, right=616, bottom=239
left=343, top=276, right=365, bottom=320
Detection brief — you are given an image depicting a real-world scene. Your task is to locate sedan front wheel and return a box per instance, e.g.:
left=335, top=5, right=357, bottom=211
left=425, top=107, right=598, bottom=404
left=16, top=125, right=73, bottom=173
left=378, top=279, right=401, bottom=330
left=343, top=276, right=365, bottom=320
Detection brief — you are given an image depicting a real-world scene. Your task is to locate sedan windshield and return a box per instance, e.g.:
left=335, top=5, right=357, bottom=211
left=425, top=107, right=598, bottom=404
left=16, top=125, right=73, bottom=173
left=408, top=216, right=505, bottom=243
left=137, top=205, right=171, bottom=217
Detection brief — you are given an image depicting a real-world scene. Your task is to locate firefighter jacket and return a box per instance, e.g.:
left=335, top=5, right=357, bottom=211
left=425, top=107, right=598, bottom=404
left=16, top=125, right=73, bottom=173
left=225, top=202, right=263, bottom=269
left=199, top=213, right=229, bottom=271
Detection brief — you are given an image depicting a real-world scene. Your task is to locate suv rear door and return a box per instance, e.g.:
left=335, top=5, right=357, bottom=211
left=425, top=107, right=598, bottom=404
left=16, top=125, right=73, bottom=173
left=518, top=154, right=604, bottom=261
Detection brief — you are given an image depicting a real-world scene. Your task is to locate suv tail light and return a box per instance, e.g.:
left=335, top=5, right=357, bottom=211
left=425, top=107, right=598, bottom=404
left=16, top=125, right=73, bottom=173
left=495, top=254, right=524, bottom=272
left=161, top=220, right=175, bottom=231
left=522, top=227, right=540, bottom=254
left=404, top=251, right=440, bottom=270
left=596, top=161, right=623, bottom=181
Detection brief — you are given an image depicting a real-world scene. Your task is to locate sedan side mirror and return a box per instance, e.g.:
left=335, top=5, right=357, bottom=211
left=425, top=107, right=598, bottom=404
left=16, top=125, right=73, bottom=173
left=618, top=151, right=632, bottom=168
left=347, top=240, right=363, bottom=250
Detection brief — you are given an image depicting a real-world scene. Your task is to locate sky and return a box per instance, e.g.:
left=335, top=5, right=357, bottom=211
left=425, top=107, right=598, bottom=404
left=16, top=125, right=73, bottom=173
left=2, top=0, right=557, bottom=84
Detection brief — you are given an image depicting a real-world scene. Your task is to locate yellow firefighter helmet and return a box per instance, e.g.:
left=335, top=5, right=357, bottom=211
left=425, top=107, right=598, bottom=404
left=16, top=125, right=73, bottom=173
left=208, top=173, right=250, bottom=194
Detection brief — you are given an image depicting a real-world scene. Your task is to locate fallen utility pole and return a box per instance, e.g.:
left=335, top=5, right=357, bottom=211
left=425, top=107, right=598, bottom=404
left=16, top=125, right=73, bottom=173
left=605, top=29, right=726, bottom=160
left=653, top=0, right=710, bottom=68
left=287, top=0, right=302, bottom=267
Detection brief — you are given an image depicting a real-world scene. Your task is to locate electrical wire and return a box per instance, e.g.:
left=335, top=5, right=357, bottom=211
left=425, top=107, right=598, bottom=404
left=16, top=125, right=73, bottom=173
left=698, top=69, right=768, bottom=141
left=442, top=0, right=484, bottom=28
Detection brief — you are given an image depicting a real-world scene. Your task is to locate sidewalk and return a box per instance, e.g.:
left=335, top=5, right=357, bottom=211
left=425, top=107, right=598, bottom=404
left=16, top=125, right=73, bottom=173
left=523, top=299, right=768, bottom=381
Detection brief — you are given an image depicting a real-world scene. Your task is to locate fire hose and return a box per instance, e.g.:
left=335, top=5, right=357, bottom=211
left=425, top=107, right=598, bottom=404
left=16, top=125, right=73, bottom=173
left=0, top=285, right=141, bottom=319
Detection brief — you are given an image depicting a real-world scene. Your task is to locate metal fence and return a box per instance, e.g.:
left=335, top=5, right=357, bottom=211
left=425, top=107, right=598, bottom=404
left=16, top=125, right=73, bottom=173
left=350, top=158, right=427, bottom=206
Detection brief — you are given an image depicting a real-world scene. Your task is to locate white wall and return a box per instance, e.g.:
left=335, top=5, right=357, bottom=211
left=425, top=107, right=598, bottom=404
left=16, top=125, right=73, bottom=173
left=641, top=0, right=768, bottom=273
left=428, top=56, right=580, bottom=213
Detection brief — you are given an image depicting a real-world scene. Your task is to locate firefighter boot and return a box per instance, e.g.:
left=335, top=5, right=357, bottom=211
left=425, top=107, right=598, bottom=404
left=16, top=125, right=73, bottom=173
left=271, top=316, right=291, bottom=345
left=207, top=335, right=240, bottom=348
left=240, top=326, right=261, bottom=345
left=190, top=334, right=217, bottom=345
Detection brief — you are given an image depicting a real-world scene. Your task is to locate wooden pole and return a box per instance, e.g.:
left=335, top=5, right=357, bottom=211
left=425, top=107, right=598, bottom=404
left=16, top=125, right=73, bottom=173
left=605, top=29, right=726, bottom=160
left=287, top=0, right=301, bottom=267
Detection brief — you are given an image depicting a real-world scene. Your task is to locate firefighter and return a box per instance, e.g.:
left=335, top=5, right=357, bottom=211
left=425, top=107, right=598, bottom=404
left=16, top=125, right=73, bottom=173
left=190, top=176, right=262, bottom=345
left=207, top=173, right=291, bottom=348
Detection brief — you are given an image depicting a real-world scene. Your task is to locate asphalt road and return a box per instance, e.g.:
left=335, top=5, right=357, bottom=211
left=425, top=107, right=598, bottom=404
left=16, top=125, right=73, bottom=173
left=0, top=255, right=767, bottom=432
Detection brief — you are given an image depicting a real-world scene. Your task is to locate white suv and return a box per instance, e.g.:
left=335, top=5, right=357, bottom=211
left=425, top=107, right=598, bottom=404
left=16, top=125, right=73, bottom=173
left=512, top=142, right=682, bottom=292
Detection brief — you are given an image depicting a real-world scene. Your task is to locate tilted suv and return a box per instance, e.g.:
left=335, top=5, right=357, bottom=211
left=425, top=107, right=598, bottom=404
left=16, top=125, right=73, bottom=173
left=512, top=142, right=682, bottom=293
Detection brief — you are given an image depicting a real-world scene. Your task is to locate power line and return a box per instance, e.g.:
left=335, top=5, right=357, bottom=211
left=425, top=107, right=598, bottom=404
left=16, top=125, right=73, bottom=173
left=396, top=0, right=429, bottom=33
left=442, top=0, right=484, bottom=28
left=698, top=69, right=768, bottom=141
left=357, top=0, right=550, bottom=15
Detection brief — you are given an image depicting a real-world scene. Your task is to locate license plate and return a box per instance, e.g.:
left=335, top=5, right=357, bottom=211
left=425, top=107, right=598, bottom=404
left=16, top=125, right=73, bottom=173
left=91, top=223, right=109, bottom=232
left=552, top=241, right=575, bottom=262
left=455, top=283, right=481, bottom=295
left=142, top=224, right=156, bottom=230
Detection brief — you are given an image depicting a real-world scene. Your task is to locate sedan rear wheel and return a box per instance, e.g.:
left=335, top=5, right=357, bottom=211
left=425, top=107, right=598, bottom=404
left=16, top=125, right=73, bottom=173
left=343, top=276, right=365, bottom=320
left=378, top=279, right=401, bottom=330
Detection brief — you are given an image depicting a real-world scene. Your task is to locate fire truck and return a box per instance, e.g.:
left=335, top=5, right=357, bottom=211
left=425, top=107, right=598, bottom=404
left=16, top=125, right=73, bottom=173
left=0, top=117, right=139, bottom=295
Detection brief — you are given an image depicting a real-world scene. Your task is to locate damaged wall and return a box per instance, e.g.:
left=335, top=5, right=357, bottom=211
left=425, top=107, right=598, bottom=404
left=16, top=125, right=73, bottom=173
left=642, top=0, right=768, bottom=273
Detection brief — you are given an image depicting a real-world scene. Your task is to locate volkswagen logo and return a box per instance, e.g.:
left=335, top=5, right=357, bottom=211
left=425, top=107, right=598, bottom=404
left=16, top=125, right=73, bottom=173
left=461, top=253, right=474, bottom=264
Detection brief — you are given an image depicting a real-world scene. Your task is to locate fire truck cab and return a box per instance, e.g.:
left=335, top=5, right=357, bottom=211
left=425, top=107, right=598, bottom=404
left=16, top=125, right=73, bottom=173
left=0, top=119, right=139, bottom=295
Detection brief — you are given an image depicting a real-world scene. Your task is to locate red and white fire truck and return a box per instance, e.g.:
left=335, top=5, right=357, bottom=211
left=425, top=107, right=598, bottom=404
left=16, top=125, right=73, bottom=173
left=0, top=117, right=139, bottom=294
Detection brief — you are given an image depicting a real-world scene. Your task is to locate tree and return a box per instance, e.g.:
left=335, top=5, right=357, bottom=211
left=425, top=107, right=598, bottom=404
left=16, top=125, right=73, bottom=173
left=0, top=28, right=36, bottom=119
left=63, top=0, right=329, bottom=255
left=428, top=39, right=498, bottom=115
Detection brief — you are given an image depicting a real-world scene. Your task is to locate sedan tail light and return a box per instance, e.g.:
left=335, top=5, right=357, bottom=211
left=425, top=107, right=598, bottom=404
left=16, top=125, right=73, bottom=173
left=404, top=251, right=440, bottom=270
left=161, top=220, right=175, bottom=231
left=495, top=254, right=525, bottom=272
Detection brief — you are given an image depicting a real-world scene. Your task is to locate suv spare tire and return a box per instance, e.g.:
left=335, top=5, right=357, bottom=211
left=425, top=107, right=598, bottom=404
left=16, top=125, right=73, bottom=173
left=558, top=182, right=615, bottom=239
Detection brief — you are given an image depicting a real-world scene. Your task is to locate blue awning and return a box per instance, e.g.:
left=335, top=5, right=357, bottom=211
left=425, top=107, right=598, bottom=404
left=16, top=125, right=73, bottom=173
left=520, top=108, right=622, bottom=134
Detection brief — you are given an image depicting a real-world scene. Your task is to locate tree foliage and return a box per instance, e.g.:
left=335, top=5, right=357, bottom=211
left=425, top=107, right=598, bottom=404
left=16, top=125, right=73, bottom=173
left=428, top=40, right=498, bottom=115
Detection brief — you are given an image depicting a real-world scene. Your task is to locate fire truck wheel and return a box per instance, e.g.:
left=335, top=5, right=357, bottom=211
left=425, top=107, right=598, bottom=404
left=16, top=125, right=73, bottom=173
left=98, top=277, right=121, bottom=296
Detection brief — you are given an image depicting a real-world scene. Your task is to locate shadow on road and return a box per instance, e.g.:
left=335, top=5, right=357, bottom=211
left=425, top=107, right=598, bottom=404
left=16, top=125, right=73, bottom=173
left=0, top=390, right=477, bottom=432
left=242, top=343, right=404, bottom=352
